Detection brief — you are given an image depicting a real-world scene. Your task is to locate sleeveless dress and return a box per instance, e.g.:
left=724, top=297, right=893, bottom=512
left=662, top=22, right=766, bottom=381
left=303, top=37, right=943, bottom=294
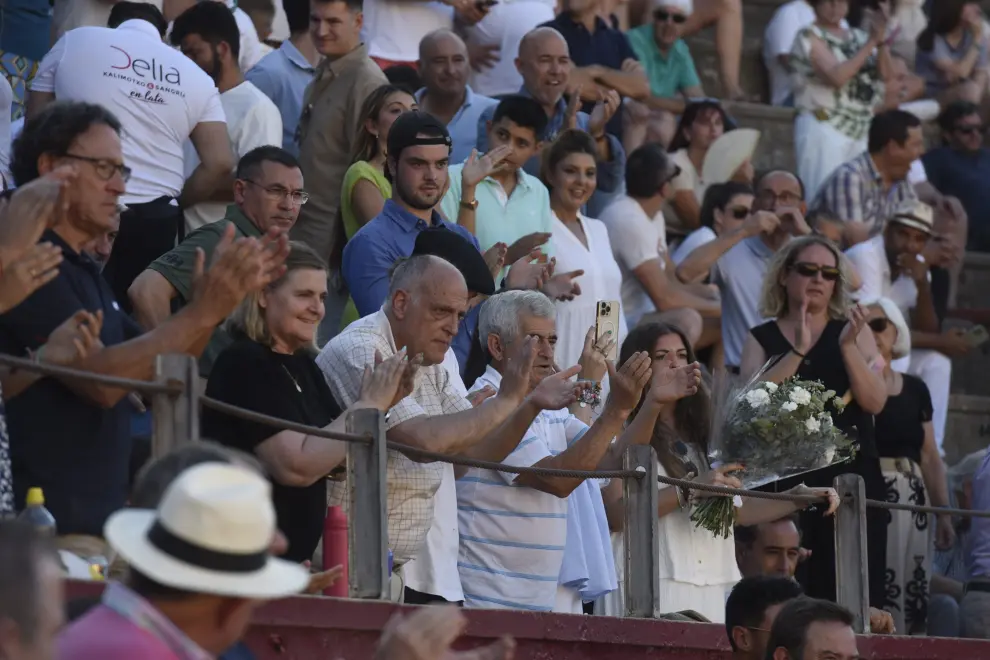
left=751, top=319, right=887, bottom=608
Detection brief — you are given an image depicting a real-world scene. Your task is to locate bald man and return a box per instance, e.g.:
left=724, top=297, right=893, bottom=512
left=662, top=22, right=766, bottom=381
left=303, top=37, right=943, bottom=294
left=475, top=26, right=627, bottom=218
left=417, top=30, right=498, bottom=164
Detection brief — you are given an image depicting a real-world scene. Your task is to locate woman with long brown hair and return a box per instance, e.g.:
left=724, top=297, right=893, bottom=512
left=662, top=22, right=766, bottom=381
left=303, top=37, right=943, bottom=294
left=600, top=322, right=836, bottom=621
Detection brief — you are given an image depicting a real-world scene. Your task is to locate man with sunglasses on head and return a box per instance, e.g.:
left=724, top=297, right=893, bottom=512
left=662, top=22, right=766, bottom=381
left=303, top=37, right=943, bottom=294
left=129, top=146, right=305, bottom=377
left=675, top=169, right=811, bottom=373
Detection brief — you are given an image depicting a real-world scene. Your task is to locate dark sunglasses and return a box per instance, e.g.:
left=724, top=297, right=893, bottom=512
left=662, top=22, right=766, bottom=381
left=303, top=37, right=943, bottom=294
left=791, top=262, right=841, bottom=281
left=662, top=165, right=683, bottom=186
left=868, top=318, right=889, bottom=333
left=955, top=124, right=984, bottom=135
left=729, top=206, right=751, bottom=220
left=654, top=8, right=687, bottom=23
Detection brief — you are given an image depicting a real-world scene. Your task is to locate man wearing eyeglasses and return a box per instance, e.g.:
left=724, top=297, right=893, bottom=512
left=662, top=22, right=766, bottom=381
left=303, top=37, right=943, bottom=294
left=129, top=145, right=305, bottom=376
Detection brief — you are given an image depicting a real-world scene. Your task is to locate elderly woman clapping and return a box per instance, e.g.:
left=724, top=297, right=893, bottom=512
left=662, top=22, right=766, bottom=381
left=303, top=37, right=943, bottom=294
left=203, top=242, right=417, bottom=563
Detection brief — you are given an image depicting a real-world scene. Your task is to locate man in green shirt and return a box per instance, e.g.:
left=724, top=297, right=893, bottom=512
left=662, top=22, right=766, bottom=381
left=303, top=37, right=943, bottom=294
left=624, top=0, right=704, bottom=148
left=128, top=145, right=309, bottom=375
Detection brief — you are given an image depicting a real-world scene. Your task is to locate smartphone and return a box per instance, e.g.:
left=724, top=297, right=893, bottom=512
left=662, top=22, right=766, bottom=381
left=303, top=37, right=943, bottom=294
left=595, top=300, right=620, bottom=362
left=967, top=325, right=989, bottom=349
left=476, top=0, right=497, bottom=7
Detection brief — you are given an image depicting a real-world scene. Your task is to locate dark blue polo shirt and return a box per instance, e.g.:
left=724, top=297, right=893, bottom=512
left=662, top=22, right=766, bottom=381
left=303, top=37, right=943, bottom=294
left=541, top=12, right=638, bottom=138
left=0, top=230, right=142, bottom=536
left=922, top=146, right=990, bottom=252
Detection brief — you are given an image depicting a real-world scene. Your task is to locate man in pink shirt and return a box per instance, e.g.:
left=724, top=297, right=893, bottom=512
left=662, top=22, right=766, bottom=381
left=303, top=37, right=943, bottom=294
left=58, top=463, right=310, bottom=660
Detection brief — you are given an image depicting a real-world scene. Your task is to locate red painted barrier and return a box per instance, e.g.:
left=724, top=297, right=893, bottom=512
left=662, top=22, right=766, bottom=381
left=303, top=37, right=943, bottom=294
left=322, top=505, right=348, bottom=597
left=64, top=580, right=990, bottom=660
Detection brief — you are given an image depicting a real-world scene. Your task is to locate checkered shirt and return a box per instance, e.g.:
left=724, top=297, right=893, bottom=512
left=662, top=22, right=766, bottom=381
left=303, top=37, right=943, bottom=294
left=316, top=310, right=472, bottom=566
left=811, top=151, right=918, bottom=234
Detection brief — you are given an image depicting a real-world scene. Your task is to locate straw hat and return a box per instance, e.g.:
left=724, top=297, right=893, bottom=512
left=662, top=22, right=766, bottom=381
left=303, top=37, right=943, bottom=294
left=104, top=463, right=309, bottom=599
left=889, top=201, right=934, bottom=236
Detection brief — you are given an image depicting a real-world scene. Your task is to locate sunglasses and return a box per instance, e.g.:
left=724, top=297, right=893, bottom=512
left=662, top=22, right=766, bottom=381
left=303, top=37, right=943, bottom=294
left=662, top=165, right=683, bottom=187
left=790, top=262, right=841, bottom=281
left=729, top=206, right=751, bottom=220
left=654, top=8, right=687, bottom=23
left=955, top=124, right=984, bottom=135
left=868, top=318, right=889, bottom=333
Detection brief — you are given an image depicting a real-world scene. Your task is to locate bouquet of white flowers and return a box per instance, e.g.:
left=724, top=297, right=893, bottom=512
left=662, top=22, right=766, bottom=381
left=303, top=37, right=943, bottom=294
left=689, top=370, right=856, bottom=538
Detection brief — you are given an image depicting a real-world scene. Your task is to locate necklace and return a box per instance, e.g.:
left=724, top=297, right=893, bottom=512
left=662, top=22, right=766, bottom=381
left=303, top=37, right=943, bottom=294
left=281, top=364, right=302, bottom=393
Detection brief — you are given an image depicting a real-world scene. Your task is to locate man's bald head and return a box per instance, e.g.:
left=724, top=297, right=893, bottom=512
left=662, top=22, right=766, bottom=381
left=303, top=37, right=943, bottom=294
left=389, top=254, right=465, bottom=301
left=518, top=27, right=567, bottom=61
left=419, top=28, right=466, bottom=61
left=419, top=29, right=470, bottom=97
left=387, top=254, right=469, bottom=366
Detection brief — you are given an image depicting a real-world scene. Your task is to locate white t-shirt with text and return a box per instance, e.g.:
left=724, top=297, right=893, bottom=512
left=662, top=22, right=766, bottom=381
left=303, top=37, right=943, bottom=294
left=31, top=20, right=226, bottom=204
left=183, top=81, right=282, bottom=232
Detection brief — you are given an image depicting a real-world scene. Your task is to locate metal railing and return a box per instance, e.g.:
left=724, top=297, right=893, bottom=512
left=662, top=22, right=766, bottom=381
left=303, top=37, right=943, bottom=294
left=14, top=352, right=990, bottom=632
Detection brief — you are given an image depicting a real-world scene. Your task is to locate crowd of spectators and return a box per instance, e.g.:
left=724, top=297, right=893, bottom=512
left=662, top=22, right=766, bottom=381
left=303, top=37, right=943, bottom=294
left=0, top=0, right=986, bottom=654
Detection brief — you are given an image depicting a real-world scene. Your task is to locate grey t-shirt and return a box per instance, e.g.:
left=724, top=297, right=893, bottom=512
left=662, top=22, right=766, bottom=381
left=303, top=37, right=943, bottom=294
left=712, top=236, right=777, bottom=368
left=916, top=31, right=989, bottom=94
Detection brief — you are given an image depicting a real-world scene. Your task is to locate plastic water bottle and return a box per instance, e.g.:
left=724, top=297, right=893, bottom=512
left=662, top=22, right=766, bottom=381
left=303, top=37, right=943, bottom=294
left=17, top=488, right=56, bottom=536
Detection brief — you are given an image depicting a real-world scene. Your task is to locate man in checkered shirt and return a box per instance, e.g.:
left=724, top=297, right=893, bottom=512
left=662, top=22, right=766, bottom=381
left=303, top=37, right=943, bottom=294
left=317, top=255, right=588, bottom=570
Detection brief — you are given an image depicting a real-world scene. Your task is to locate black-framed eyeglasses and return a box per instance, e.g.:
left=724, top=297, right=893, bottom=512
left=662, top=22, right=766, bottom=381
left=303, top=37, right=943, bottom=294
left=662, top=165, right=682, bottom=188
left=62, top=153, right=131, bottom=183
left=242, top=179, right=310, bottom=206
left=654, top=8, right=687, bottom=23
left=868, top=318, right=889, bottom=333
left=790, top=261, right=841, bottom=281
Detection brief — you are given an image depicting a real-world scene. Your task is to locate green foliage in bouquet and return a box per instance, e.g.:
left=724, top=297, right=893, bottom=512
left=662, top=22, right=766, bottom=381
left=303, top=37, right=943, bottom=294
left=690, top=376, right=857, bottom=538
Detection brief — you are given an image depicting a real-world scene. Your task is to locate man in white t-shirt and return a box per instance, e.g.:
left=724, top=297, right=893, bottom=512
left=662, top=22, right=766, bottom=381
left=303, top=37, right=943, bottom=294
left=599, top=143, right=717, bottom=343
left=170, top=1, right=282, bottom=233
left=763, top=0, right=848, bottom=107
left=27, top=3, right=233, bottom=310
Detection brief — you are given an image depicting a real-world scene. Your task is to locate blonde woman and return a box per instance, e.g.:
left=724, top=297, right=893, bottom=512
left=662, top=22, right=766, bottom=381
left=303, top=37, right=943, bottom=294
left=202, top=242, right=414, bottom=563
left=739, top=235, right=889, bottom=610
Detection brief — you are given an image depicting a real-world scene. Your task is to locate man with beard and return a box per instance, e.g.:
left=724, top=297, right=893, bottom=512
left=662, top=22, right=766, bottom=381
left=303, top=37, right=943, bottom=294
left=170, top=1, right=282, bottom=233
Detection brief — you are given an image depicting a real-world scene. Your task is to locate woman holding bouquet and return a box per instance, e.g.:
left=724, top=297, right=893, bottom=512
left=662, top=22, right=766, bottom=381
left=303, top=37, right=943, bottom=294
left=599, top=322, right=838, bottom=622
left=739, top=235, right=889, bottom=609
left=868, top=297, right=955, bottom=634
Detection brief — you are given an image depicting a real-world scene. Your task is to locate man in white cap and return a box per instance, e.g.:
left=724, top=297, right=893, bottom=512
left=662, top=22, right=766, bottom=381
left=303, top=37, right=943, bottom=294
left=57, top=463, right=310, bottom=659
left=623, top=0, right=704, bottom=149
left=846, top=201, right=968, bottom=458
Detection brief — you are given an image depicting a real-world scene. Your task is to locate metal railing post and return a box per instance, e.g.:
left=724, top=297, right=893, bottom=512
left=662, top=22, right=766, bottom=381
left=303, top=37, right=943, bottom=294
left=345, top=408, right=388, bottom=599
left=151, top=354, right=199, bottom=459
left=834, top=473, right=870, bottom=633
left=623, top=445, right=660, bottom=618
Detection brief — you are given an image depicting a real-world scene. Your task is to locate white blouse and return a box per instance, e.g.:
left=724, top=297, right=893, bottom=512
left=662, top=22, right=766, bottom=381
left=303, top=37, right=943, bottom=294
left=550, top=212, right=628, bottom=394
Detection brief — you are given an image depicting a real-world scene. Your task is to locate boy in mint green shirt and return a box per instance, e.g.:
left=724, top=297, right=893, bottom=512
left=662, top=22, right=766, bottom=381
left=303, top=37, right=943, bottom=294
left=441, top=95, right=553, bottom=265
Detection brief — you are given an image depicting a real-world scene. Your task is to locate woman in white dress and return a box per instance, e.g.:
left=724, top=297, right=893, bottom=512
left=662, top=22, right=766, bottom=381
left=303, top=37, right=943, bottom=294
left=599, top=322, right=839, bottom=621
left=541, top=129, right=627, bottom=400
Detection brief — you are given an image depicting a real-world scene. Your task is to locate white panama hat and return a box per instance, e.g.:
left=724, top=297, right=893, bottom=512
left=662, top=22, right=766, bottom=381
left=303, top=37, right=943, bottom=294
left=104, top=462, right=309, bottom=599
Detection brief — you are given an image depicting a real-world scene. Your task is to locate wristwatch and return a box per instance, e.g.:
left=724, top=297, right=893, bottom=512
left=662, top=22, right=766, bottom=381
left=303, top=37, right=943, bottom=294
left=460, top=198, right=479, bottom=211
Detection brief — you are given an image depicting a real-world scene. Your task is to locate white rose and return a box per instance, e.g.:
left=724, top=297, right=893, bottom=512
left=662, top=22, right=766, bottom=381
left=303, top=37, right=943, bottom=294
left=823, top=446, right=836, bottom=464
left=763, top=382, right=779, bottom=393
left=745, top=389, right=771, bottom=408
left=789, top=387, right=812, bottom=406
left=804, top=417, right=821, bottom=433
left=781, top=401, right=798, bottom=412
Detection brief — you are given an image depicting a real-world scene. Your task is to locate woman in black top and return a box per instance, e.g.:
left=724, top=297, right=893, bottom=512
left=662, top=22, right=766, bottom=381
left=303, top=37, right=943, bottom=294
left=868, top=297, right=954, bottom=634
left=203, top=242, right=411, bottom=563
left=739, top=235, right=889, bottom=608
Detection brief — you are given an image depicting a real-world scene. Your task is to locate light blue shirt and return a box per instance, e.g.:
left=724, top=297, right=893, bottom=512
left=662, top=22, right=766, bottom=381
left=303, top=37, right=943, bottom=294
left=341, top=199, right=481, bottom=369
left=475, top=89, right=625, bottom=219
left=417, top=86, right=498, bottom=165
left=244, top=40, right=316, bottom=157
left=440, top=163, right=553, bottom=255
